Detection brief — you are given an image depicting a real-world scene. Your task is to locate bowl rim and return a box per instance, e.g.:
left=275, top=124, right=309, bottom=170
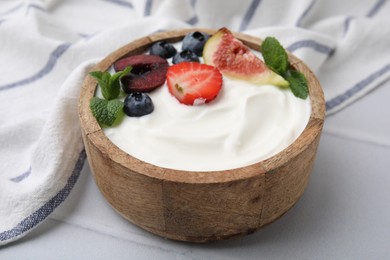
left=78, top=28, right=325, bottom=184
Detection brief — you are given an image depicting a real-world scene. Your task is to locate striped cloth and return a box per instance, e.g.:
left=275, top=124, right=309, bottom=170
left=0, top=0, right=389, bottom=246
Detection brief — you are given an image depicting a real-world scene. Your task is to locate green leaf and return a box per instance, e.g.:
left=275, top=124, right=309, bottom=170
left=110, top=66, right=132, bottom=86
left=90, top=71, right=109, bottom=95
left=102, top=72, right=115, bottom=100
left=90, top=97, right=107, bottom=124
left=260, top=36, right=310, bottom=99
left=261, top=37, right=289, bottom=75
left=284, top=70, right=309, bottom=99
left=89, top=67, right=132, bottom=101
left=106, top=99, right=124, bottom=125
left=90, top=71, right=113, bottom=100
left=89, top=97, right=124, bottom=126
left=109, top=66, right=132, bottom=98
left=89, top=71, right=104, bottom=81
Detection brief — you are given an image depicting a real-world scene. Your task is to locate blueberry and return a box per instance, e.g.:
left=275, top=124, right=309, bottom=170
left=150, top=41, right=177, bottom=59
left=182, top=31, right=210, bottom=56
left=172, top=50, right=200, bottom=64
left=123, top=92, right=154, bottom=117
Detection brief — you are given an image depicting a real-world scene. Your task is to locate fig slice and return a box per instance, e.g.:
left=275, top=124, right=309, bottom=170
left=114, top=54, right=169, bottom=93
left=203, top=28, right=289, bottom=87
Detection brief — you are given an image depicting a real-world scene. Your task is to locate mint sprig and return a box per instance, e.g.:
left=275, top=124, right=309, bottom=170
left=89, top=66, right=132, bottom=100
left=261, top=37, right=309, bottom=99
left=284, top=70, right=308, bottom=99
left=89, top=66, right=132, bottom=126
left=90, top=97, right=124, bottom=126
left=261, top=37, right=289, bottom=75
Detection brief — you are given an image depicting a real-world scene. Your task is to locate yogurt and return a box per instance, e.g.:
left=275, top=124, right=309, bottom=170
left=102, top=72, right=311, bottom=171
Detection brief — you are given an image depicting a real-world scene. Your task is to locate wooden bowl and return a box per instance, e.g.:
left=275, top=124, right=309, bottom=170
left=78, top=28, right=325, bottom=243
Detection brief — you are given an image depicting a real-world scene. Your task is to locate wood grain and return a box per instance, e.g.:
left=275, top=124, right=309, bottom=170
left=78, top=28, right=325, bottom=242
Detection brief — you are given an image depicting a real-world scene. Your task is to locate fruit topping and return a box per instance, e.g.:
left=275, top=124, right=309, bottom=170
left=166, top=62, right=223, bottom=105
left=149, top=40, right=177, bottom=59
left=89, top=67, right=132, bottom=127
left=261, top=37, right=289, bottom=76
left=90, top=67, right=132, bottom=100
left=123, top=92, right=154, bottom=117
left=172, top=50, right=200, bottom=64
left=203, top=27, right=289, bottom=87
left=90, top=97, right=124, bottom=126
left=182, top=31, right=210, bottom=56
left=114, top=54, right=168, bottom=93
left=261, top=37, right=309, bottom=99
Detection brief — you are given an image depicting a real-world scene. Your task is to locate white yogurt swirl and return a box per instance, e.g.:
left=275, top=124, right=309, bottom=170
left=103, top=74, right=311, bottom=171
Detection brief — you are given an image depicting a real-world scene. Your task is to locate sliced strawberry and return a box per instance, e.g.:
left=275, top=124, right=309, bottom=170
left=166, top=62, right=223, bottom=105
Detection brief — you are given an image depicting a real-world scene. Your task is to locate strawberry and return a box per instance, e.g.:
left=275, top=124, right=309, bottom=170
left=166, top=62, right=223, bottom=105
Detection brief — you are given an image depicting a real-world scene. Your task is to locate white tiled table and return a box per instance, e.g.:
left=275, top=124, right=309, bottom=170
left=2, top=81, right=390, bottom=259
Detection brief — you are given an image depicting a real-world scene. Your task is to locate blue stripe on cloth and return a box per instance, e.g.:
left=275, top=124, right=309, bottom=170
left=144, top=0, right=153, bottom=16
left=186, top=15, right=198, bottom=25
left=103, top=0, right=134, bottom=9
left=366, top=0, right=387, bottom=17
left=286, top=39, right=334, bottom=56
left=189, top=0, right=197, bottom=8
left=26, top=4, right=47, bottom=14
left=239, top=0, right=262, bottom=31
left=0, top=149, right=86, bottom=244
left=343, top=16, right=354, bottom=36
left=344, top=0, right=386, bottom=35
left=326, top=63, right=390, bottom=111
left=79, top=33, right=90, bottom=38
left=79, top=31, right=101, bottom=41
left=10, top=167, right=32, bottom=183
left=0, top=42, right=71, bottom=92
left=296, top=0, right=317, bottom=27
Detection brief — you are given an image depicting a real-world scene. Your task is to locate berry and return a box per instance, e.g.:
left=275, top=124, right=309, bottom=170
left=123, top=92, right=154, bottom=117
left=172, top=50, right=199, bottom=64
left=114, top=55, right=168, bottom=93
left=149, top=40, right=177, bottom=59
left=182, top=31, right=210, bottom=56
left=166, top=62, right=223, bottom=105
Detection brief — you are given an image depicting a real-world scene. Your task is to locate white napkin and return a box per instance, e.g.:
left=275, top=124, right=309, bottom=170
left=1, top=0, right=389, bottom=246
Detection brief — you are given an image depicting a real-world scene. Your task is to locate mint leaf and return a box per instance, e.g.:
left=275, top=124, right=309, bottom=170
left=90, top=97, right=124, bottom=126
left=89, top=67, right=131, bottom=127
left=89, top=71, right=104, bottom=82
left=261, top=36, right=309, bottom=99
left=90, top=71, right=114, bottom=100
left=90, top=97, right=107, bottom=124
left=106, top=99, right=124, bottom=125
left=110, top=66, right=132, bottom=88
left=284, top=70, right=309, bottom=99
left=89, top=71, right=109, bottom=96
left=261, top=37, right=289, bottom=75
left=89, top=67, right=132, bottom=101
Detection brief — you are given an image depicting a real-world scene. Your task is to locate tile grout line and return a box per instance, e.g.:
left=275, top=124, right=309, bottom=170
left=47, top=216, right=146, bottom=241
left=323, top=127, right=390, bottom=149
left=45, top=216, right=193, bottom=257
